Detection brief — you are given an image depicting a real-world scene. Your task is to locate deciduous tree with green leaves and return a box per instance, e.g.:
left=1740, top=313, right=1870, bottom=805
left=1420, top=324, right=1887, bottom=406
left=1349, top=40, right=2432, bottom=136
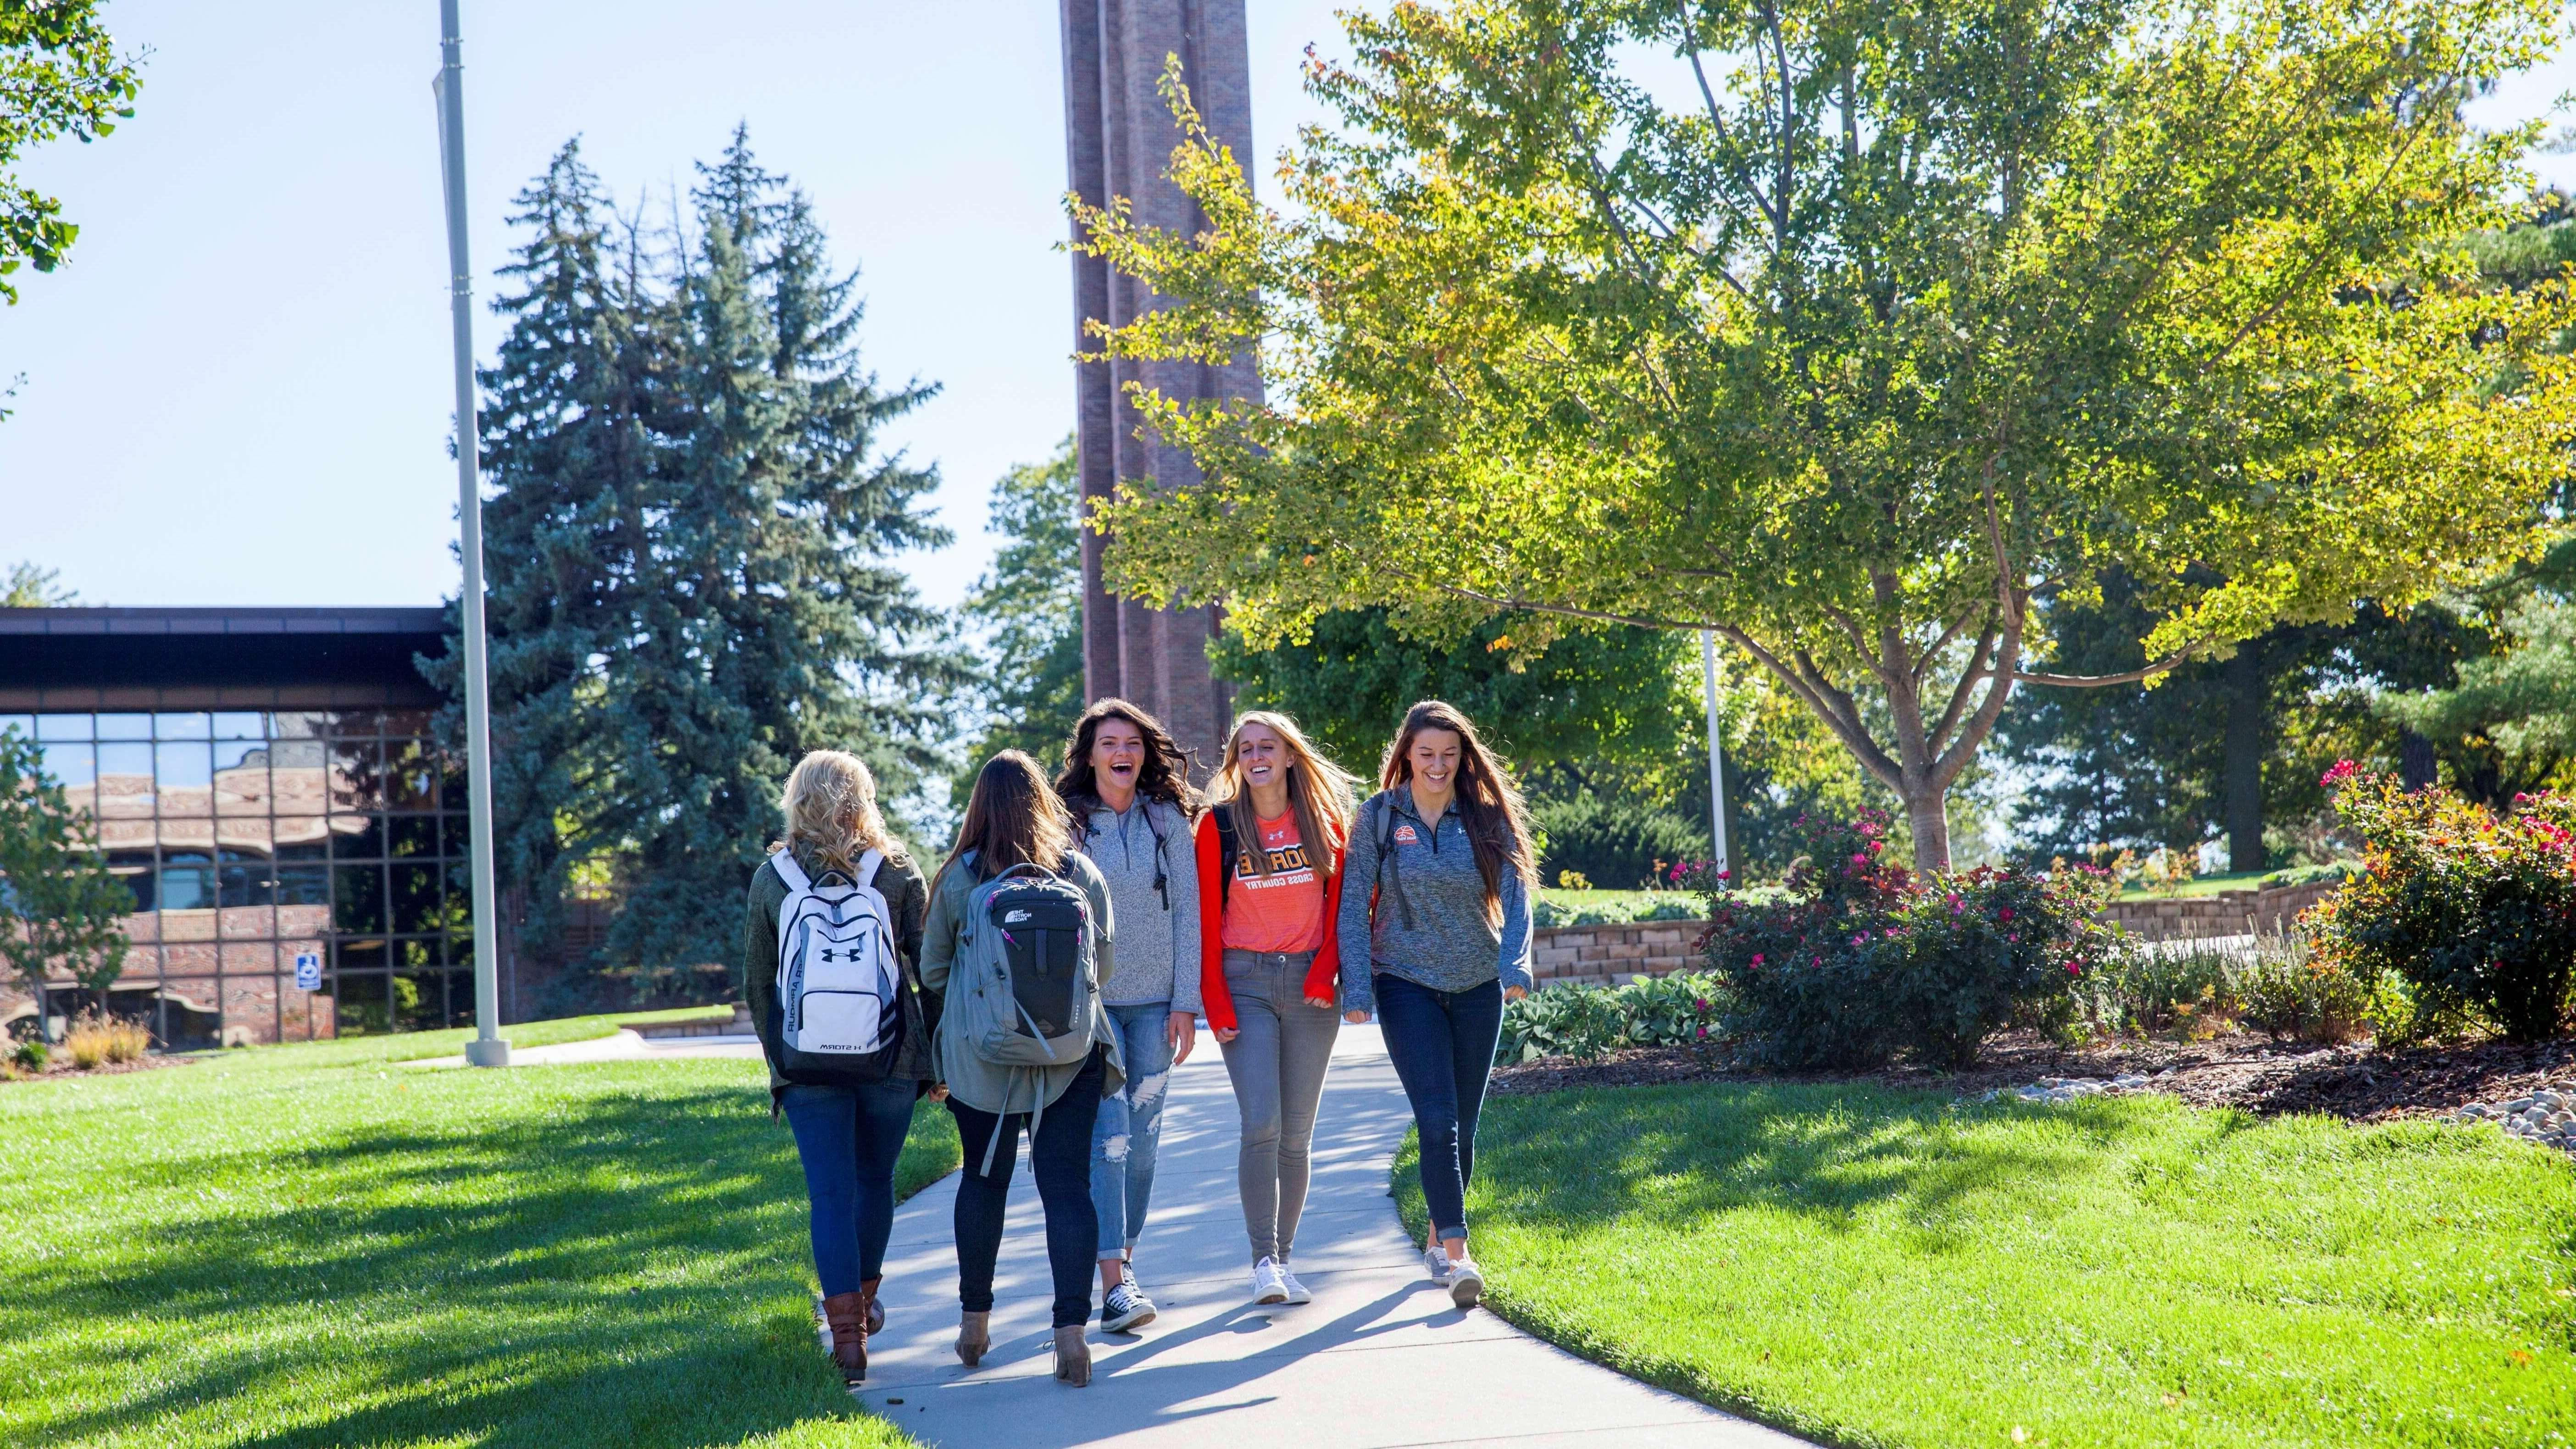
left=0, top=726, right=130, bottom=1021
left=1075, top=0, right=2576, bottom=867
left=952, top=439, right=1088, bottom=807
left=1, top=0, right=138, bottom=304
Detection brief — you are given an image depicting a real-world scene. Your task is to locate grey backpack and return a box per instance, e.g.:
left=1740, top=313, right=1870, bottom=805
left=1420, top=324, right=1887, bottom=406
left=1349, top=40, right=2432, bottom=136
left=951, top=858, right=1101, bottom=1167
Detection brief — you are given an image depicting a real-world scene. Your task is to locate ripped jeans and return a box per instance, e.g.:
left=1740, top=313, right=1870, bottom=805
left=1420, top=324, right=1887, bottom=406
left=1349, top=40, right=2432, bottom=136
left=1089, top=1000, right=1175, bottom=1260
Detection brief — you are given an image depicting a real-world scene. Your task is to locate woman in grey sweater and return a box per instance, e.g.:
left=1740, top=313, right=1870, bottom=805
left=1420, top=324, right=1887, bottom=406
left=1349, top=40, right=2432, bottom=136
left=1055, top=699, right=1203, bottom=1333
left=1336, top=700, right=1535, bottom=1310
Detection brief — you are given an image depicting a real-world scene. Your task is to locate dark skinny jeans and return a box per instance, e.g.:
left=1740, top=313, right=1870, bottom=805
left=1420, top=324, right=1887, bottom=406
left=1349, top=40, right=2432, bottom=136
left=780, top=1078, right=921, bottom=1297
left=946, top=1047, right=1107, bottom=1329
left=1374, top=972, right=1504, bottom=1244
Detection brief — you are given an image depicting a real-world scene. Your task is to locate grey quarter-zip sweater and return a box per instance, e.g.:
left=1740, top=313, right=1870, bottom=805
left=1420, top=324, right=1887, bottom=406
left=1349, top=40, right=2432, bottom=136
left=1335, top=788, right=1534, bottom=1016
left=1074, top=797, right=1204, bottom=1015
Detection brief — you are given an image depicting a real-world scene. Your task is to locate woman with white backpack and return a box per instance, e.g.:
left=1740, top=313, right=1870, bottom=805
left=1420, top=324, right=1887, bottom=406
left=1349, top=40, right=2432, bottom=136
left=922, top=749, right=1124, bottom=1387
left=743, top=750, right=935, bottom=1386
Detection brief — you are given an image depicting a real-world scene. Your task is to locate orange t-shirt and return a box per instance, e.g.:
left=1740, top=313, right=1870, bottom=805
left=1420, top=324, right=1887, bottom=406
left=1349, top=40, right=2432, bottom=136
left=1221, top=812, right=1329, bottom=953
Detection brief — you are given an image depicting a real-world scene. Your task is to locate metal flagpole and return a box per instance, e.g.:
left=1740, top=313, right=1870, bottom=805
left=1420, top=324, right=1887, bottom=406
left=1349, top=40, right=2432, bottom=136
left=1702, top=629, right=1730, bottom=879
left=435, top=0, right=508, bottom=1067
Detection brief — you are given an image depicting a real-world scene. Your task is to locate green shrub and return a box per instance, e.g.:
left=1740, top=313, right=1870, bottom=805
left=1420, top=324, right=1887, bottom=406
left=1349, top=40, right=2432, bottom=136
left=2255, top=860, right=2357, bottom=890
left=11, top=1036, right=46, bottom=1072
left=2310, top=764, right=2576, bottom=1041
left=2232, top=932, right=2376, bottom=1044
left=1531, top=791, right=1705, bottom=891
left=2078, top=939, right=2240, bottom=1038
left=1694, top=811, right=2116, bottom=1070
left=1530, top=892, right=1708, bottom=928
left=1499, top=972, right=1727, bottom=1063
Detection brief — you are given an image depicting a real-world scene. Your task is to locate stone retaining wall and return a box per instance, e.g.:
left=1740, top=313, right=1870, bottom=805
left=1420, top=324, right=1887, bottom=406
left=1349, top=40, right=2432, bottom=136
left=1531, top=921, right=1707, bottom=990
left=2098, top=879, right=2340, bottom=942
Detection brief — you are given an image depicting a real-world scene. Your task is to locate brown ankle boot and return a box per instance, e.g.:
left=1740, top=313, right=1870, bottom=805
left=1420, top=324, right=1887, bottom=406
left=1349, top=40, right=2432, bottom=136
left=1052, top=1324, right=1092, bottom=1387
left=821, top=1291, right=867, bottom=1384
left=955, top=1309, right=992, bottom=1367
left=859, top=1276, right=884, bottom=1337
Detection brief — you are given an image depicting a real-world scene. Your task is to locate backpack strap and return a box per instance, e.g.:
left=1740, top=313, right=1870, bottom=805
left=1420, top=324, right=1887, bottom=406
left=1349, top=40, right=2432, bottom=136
left=771, top=849, right=812, bottom=895
left=1142, top=803, right=1171, bottom=910
left=856, top=848, right=884, bottom=890
left=1214, top=808, right=1240, bottom=909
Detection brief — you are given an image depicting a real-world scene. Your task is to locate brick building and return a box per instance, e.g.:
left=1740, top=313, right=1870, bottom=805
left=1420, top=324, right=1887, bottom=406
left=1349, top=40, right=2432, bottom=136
left=0, top=607, right=471, bottom=1047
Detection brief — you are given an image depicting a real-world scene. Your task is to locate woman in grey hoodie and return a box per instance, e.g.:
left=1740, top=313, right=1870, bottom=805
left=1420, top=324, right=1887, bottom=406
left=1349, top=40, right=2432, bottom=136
left=1335, top=700, right=1536, bottom=1310
left=1055, top=699, right=1202, bottom=1333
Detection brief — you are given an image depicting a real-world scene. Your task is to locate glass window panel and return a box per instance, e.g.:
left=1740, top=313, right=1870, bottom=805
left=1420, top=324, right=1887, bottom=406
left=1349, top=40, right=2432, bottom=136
left=95, top=713, right=151, bottom=740
left=37, top=714, right=93, bottom=742
left=269, top=712, right=328, bottom=740
left=330, top=816, right=383, bottom=861
left=333, top=937, right=387, bottom=972
left=213, top=738, right=264, bottom=772
left=159, top=854, right=216, bottom=912
left=218, top=851, right=277, bottom=908
left=393, top=970, right=444, bottom=1031
left=390, top=862, right=442, bottom=934
left=154, top=741, right=212, bottom=788
left=386, top=739, right=439, bottom=811
left=40, top=742, right=94, bottom=788
left=333, top=865, right=387, bottom=934
left=211, top=713, right=266, bottom=740
left=394, top=937, right=440, bottom=971
left=446, top=931, right=477, bottom=968
left=335, top=971, right=389, bottom=1036
left=268, top=738, right=326, bottom=769
left=105, top=853, right=155, bottom=912
left=0, top=714, right=31, bottom=739
left=388, top=816, right=438, bottom=860
left=378, top=711, right=432, bottom=738
left=96, top=741, right=153, bottom=777
left=277, top=866, right=329, bottom=906
left=442, top=861, right=473, bottom=925
left=442, top=972, right=474, bottom=1029
left=155, top=713, right=212, bottom=740
left=331, top=740, right=385, bottom=812
left=440, top=814, right=473, bottom=859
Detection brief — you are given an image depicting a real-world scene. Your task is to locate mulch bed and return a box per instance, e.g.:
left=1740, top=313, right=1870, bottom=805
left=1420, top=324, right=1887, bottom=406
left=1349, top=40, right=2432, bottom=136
left=1, top=1054, right=190, bottom=1085
left=1490, top=1029, right=2576, bottom=1123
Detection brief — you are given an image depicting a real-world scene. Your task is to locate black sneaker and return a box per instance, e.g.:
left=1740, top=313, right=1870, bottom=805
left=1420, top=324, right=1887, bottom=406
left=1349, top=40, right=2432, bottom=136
left=1101, top=1280, right=1158, bottom=1332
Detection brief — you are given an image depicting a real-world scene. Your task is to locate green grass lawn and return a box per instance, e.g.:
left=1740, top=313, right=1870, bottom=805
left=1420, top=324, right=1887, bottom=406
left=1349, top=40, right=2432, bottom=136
left=1404, top=1083, right=2576, bottom=1449
left=0, top=1026, right=959, bottom=1448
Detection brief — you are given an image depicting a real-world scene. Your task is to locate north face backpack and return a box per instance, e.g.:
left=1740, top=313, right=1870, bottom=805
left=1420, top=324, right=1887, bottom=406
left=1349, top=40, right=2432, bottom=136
left=950, top=858, right=1102, bottom=1166
left=767, top=849, right=905, bottom=1084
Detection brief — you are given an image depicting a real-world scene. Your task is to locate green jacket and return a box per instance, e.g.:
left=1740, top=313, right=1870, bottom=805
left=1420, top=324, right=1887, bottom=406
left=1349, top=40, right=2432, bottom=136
left=920, top=852, right=1125, bottom=1116
left=740, top=845, right=937, bottom=1108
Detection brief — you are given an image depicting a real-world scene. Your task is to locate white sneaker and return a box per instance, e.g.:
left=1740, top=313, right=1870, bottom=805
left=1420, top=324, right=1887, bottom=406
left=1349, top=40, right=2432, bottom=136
left=1251, top=1255, right=1290, bottom=1305
left=1278, top=1264, right=1313, bottom=1305
left=1447, top=1254, right=1486, bottom=1309
left=1421, top=1245, right=1453, bottom=1285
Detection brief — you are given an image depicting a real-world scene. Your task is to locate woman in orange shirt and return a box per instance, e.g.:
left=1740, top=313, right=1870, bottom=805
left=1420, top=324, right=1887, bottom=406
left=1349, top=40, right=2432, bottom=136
left=1194, top=711, right=1359, bottom=1306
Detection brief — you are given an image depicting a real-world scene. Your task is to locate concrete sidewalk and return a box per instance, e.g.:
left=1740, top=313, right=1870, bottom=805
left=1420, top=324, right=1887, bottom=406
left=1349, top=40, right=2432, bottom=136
left=853, top=1024, right=1810, bottom=1449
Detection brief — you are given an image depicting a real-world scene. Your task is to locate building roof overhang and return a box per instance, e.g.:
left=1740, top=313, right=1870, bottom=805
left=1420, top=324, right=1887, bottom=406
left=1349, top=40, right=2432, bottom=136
left=0, top=607, right=451, bottom=711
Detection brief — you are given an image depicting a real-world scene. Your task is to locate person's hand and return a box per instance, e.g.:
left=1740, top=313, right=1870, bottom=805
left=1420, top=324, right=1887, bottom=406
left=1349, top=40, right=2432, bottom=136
left=1344, top=1009, right=1370, bottom=1025
left=1214, top=1026, right=1240, bottom=1044
left=1504, top=984, right=1529, bottom=1003
left=1303, top=995, right=1335, bottom=1010
left=927, top=1083, right=950, bottom=1103
left=1167, top=1010, right=1198, bottom=1066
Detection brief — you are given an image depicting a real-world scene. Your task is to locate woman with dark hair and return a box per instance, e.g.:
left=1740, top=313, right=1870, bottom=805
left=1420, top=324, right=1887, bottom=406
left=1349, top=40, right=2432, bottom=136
left=1054, top=698, right=1201, bottom=1332
left=922, top=750, right=1123, bottom=1385
left=1194, top=710, right=1360, bottom=1306
left=1335, top=700, right=1535, bottom=1310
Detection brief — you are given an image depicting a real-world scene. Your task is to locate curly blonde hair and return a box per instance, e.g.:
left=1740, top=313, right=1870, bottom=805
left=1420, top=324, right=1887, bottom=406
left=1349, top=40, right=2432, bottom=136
left=776, top=750, right=896, bottom=877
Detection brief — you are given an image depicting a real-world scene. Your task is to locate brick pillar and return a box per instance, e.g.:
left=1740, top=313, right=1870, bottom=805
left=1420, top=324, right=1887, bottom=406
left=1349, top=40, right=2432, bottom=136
left=1061, top=0, right=1255, bottom=775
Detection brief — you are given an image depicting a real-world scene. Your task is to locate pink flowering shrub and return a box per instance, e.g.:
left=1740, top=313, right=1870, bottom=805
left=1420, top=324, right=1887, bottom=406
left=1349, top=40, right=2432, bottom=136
left=1694, top=810, right=2116, bottom=1069
left=2310, top=763, right=2576, bottom=1042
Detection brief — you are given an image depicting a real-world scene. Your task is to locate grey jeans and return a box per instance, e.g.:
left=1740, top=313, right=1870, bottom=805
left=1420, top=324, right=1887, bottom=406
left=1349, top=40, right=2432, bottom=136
left=1217, top=948, right=1342, bottom=1262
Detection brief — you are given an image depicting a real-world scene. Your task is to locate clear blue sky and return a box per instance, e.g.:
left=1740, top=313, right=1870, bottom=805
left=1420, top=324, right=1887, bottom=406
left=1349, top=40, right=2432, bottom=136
left=2, top=1, right=2569, bottom=616
left=0, top=0, right=1345, bottom=612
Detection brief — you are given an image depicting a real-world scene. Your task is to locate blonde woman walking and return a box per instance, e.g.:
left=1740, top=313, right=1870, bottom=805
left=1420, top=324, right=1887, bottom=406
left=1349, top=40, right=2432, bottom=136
left=1336, top=701, right=1536, bottom=1309
left=1193, top=711, right=1359, bottom=1306
left=742, top=750, right=935, bottom=1384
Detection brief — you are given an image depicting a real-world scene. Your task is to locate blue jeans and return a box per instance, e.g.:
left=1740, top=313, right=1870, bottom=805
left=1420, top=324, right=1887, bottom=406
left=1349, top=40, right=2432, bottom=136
left=779, top=1077, right=921, bottom=1297
left=1374, top=972, right=1504, bottom=1243
left=1090, top=1002, right=1175, bottom=1259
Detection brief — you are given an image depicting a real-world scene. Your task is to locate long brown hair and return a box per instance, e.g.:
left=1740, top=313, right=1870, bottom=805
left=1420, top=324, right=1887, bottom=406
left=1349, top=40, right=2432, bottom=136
left=1206, top=711, right=1358, bottom=885
left=773, top=749, right=896, bottom=877
left=1378, top=700, right=1535, bottom=924
left=937, top=750, right=1073, bottom=896
left=1054, top=697, right=1198, bottom=815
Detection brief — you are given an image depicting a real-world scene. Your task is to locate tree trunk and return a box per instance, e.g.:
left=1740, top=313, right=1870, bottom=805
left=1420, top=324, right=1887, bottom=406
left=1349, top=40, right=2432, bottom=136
left=2223, top=647, right=2265, bottom=872
left=2397, top=729, right=2437, bottom=792
left=1904, top=787, right=1951, bottom=873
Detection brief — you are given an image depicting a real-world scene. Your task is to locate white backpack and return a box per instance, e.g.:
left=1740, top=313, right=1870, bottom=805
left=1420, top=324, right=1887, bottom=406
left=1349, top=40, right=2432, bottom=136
left=770, top=849, right=903, bottom=1077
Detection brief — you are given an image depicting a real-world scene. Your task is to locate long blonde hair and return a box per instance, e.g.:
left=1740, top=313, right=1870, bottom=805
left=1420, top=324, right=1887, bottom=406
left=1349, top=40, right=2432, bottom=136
left=775, top=750, right=896, bottom=878
left=1207, top=711, right=1358, bottom=884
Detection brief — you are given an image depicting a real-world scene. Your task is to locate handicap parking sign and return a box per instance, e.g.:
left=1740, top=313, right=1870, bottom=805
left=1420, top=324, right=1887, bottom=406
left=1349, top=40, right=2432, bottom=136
left=294, top=951, right=322, bottom=992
